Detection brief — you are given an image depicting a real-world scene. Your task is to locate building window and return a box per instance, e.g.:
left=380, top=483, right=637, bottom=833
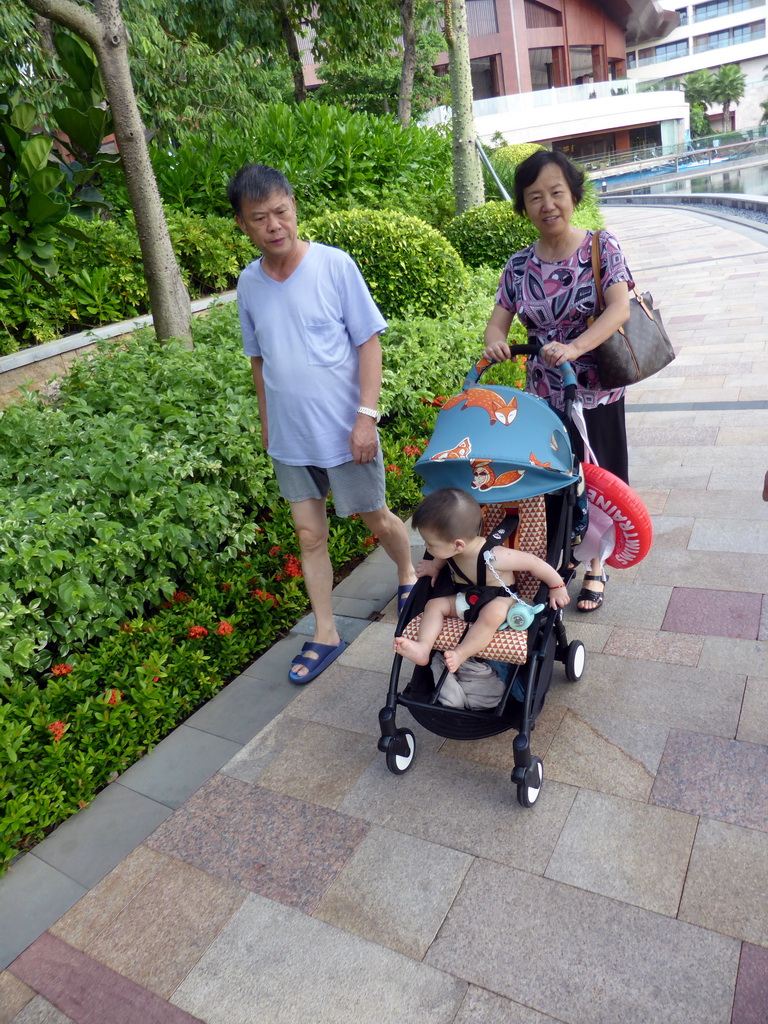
left=470, top=55, right=500, bottom=99
left=529, top=46, right=565, bottom=89
left=524, top=0, right=562, bottom=29
left=627, top=50, right=637, bottom=68
left=569, top=45, right=594, bottom=84
left=467, top=0, right=499, bottom=38
left=694, top=18, right=765, bottom=49
left=637, top=38, right=690, bottom=65
left=676, top=7, right=690, bottom=26
left=693, top=0, right=762, bottom=22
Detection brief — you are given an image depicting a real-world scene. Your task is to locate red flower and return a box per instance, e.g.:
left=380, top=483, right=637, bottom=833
left=251, top=589, right=278, bottom=607
left=363, top=536, right=375, bottom=548
left=51, top=664, right=73, bottom=676
left=349, top=513, right=360, bottom=520
left=386, top=464, right=401, bottom=475
left=215, top=621, right=234, bottom=636
left=274, top=571, right=283, bottom=582
left=403, top=444, right=422, bottom=457
left=173, top=590, right=191, bottom=603
left=188, top=625, right=208, bottom=638
left=47, top=720, right=67, bottom=742
left=107, top=689, right=123, bottom=705
left=220, top=582, right=232, bottom=592
left=269, top=545, right=281, bottom=557
left=119, top=623, right=132, bottom=633
left=283, top=554, right=303, bottom=578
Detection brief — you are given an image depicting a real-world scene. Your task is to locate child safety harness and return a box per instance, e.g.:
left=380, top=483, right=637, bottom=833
left=446, top=511, right=520, bottom=624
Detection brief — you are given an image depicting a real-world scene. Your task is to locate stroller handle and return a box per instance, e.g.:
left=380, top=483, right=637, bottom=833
left=464, top=346, right=578, bottom=399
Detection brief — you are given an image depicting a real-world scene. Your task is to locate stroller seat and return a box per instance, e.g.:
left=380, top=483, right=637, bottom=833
left=400, top=496, right=548, bottom=667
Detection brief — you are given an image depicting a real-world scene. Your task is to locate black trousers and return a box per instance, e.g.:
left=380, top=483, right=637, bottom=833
left=568, top=396, right=629, bottom=484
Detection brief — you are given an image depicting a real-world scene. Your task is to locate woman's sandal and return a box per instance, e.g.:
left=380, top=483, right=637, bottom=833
left=577, top=572, right=608, bottom=613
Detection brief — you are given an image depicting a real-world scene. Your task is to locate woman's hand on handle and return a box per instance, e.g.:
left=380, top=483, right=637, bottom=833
left=483, top=305, right=515, bottom=364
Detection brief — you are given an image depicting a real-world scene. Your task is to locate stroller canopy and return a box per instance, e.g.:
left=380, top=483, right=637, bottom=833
left=415, top=383, right=574, bottom=502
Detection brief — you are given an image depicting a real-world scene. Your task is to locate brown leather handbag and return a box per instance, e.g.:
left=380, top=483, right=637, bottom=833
left=590, top=230, right=675, bottom=389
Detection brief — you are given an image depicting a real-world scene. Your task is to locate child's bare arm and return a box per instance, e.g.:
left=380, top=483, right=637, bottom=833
left=416, top=556, right=446, bottom=585
left=488, top=546, right=568, bottom=606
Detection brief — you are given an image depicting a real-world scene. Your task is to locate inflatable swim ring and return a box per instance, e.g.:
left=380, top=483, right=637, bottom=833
left=582, top=463, right=653, bottom=568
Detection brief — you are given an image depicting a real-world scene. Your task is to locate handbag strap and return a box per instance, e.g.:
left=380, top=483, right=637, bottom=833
left=590, top=229, right=606, bottom=311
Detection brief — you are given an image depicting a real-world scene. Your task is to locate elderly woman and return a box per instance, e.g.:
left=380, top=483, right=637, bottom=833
left=483, top=150, right=633, bottom=612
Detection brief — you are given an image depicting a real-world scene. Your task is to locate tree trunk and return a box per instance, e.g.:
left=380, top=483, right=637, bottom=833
left=722, top=103, right=731, bottom=133
left=19, top=0, right=192, bottom=345
left=397, top=0, right=417, bottom=126
left=444, top=0, right=483, bottom=213
left=273, top=0, right=307, bottom=103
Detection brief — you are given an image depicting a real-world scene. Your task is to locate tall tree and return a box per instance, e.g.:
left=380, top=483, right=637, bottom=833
left=16, top=0, right=191, bottom=344
left=398, top=0, right=418, bottom=125
left=443, top=0, right=483, bottom=212
left=710, top=64, right=746, bottom=133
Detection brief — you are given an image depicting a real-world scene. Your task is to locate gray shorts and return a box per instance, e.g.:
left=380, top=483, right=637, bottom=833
left=272, top=452, right=387, bottom=518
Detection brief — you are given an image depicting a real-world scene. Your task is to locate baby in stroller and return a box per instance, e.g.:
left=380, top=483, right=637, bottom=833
left=394, top=487, right=570, bottom=674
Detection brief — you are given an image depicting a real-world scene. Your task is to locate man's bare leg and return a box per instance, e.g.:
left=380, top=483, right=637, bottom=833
left=289, top=497, right=340, bottom=678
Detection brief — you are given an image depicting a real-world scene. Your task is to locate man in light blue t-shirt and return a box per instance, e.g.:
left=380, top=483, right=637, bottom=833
left=229, top=163, right=416, bottom=684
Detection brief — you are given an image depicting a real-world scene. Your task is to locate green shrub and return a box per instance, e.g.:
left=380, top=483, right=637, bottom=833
left=165, top=210, right=256, bottom=295
left=443, top=200, right=538, bottom=270
left=302, top=208, right=468, bottom=321
left=485, top=142, right=546, bottom=199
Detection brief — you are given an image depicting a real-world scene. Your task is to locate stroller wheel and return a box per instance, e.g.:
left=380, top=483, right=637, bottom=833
left=516, top=756, right=543, bottom=808
left=385, top=729, right=415, bottom=775
left=565, top=640, right=586, bottom=683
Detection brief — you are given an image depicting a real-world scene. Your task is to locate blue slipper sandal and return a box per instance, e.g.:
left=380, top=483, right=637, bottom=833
left=288, top=640, right=347, bottom=685
left=397, top=584, right=415, bottom=616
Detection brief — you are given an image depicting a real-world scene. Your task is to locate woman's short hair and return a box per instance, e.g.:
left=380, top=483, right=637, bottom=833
left=412, top=488, right=483, bottom=541
left=513, top=150, right=585, bottom=214
left=227, top=163, right=293, bottom=218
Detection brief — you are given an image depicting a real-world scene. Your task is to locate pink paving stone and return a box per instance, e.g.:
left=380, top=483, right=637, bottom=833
left=145, top=773, right=370, bottom=913
left=662, top=588, right=763, bottom=640
left=732, top=943, right=768, bottom=1024
left=651, top=731, right=768, bottom=832
left=9, top=932, right=204, bottom=1024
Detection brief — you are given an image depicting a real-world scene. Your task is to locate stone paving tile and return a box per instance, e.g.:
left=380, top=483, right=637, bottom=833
left=562, top=580, right=673, bottom=631
left=662, top=587, right=763, bottom=639
left=635, top=548, right=768, bottom=594
left=440, top=703, right=565, bottom=769
left=9, top=996, right=76, bottom=1024
left=642, top=515, right=693, bottom=550
left=313, top=825, right=472, bottom=960
left=9, top=933, right=204, bottom=1024
left=603, top=626, right=703, bottom=666
left=424, top=859, right=739, bottom=1024
left=689, top=519, right=768, bottom=556
left=737, top=675, right=768, bottom=745
left=254, top=720, right=379, bottom=810
left=679, top=818, right=768, bottom=946
left=219, top=712, right=308, bottom=784
left=545, top=789, right=697, bottom=917
left=338, top=620, right=404, bottom=673
left=49, top=845, right=168, bottom=950
left=281, top=662, right=398, bottom=739
left=338, top=747, right=576, bottom=872
left=0, top=973, right=34, bottom=1024
left=628, top=426, right=719, bottom=444
left=82, top=858, right=246, bottom=999
left=732, top=943, right=768, bottom=1024
left=171, top=893, right=466, bottom=1024
left=698, top=636, right=768, bottom=677
left=454, top=986, right=562, bottom=1024
left=542, top=709, right=665, bottom=802
left=547, top=653, right=744, bottom=739
left=631, top=487, right=669, bottom=514
left=652, top=730, right=768, bottom=832
left=760, top=601, right=768, bottom=642
left=662, top=487, right=768, bottom=519
left=145, top=774, right=369, bottom=914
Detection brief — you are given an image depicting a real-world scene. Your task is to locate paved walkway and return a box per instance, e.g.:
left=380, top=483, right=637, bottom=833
left=1, top=207, right=767, bottom=1024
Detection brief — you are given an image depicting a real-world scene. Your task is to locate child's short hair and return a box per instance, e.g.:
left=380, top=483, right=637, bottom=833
left=412, top=488, right=483, bottom=541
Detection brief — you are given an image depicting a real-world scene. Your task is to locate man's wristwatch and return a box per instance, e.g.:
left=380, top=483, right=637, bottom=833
left=357, top=406, right=381, bottom=423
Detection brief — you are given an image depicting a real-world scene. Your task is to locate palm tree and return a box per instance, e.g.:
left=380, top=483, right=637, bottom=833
left=710, top=64, right=746, bottom=133
left=683, top=68, right=714, bottom=108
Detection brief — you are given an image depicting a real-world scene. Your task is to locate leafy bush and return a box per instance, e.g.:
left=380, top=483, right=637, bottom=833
left=302, top=207, right=468, bottom=320
left=0, top=267, right=528, bottom=870
left=485, top=142, right=545, bottom=199
left=148, top=101, right=454, bottom=227
left=443, top=201, right=539, bottom=270
left=165, top=211, right=256, bottom=295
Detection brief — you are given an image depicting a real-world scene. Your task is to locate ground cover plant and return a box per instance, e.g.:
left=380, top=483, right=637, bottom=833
left=0, top=276, right=525, bottom=873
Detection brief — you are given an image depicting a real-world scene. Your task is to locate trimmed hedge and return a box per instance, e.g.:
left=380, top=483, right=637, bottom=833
left=443, top=201, right=539, bottom=271
left=302, top=207, right=469, bottom=320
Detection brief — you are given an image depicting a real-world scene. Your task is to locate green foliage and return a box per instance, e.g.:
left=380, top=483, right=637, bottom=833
left=165, top=211, right=256, bottom=295
left=303, top=207, right=468, bottom=320
left=485, top=143, right=545, bottom=200
left=149, top=101, right=454, bottom=227
left=0, top=273, right=515, bottom=869
left=443, top=201, right=538, bottom=270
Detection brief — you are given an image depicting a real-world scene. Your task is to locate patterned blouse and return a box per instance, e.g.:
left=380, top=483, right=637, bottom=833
left=495, top=229, right=634, bottom=411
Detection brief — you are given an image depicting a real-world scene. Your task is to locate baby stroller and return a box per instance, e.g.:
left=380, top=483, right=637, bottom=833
left=378, top=350, right=586, bottom=807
